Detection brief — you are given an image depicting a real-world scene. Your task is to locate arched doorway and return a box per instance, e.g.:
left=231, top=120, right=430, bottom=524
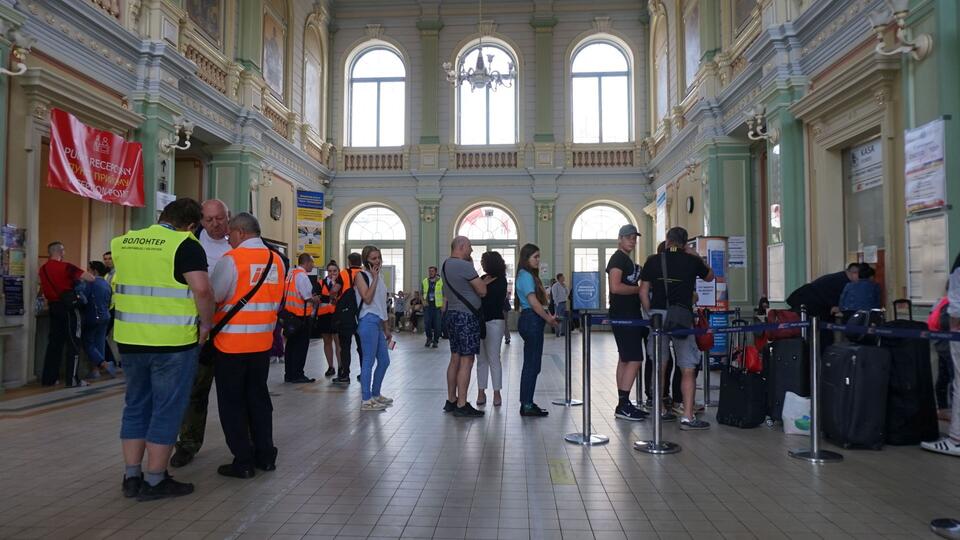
left=456, top=204, right=518, bottom=290
left=571, top=204, right=634, bottom=307
left=345, top=206, right=406, bottom=292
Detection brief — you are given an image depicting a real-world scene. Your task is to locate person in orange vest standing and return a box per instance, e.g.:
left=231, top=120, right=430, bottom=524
left=333, top=252, right=364, bottom=384
left=209, top=213, right=286, bottom=478
left=284, top=253, right=322, bottom=383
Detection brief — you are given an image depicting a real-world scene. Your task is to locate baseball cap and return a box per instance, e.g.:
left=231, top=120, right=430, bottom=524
left=618, top=224, right=639, bottom=238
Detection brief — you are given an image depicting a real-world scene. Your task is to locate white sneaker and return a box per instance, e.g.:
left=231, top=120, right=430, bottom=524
left=361, top=399, right=387, bottom=411
left=922, top=438, right=960, bottom=456
left=374, top=395, right=394, bottom=406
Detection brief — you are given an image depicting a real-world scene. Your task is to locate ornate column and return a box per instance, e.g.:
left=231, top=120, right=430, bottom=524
left=207, top=146, right=264, bottom=216
left=767, top=93, right=806, bottom=297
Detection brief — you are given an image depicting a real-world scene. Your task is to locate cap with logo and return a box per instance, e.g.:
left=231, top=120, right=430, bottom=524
left=618, top=224, right=640, bottom=238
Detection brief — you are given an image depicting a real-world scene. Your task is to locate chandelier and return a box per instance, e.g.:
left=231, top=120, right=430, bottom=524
left=442, top=0, right=515, bottom=92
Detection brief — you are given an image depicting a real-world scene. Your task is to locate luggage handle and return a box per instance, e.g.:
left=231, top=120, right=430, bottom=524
left=727, top=318, right=749, bottom=371
left=892, top=298, right=913, bottom=321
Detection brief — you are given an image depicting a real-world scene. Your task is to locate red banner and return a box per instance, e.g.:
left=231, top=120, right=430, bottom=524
left=47, top=108, right=144, bottom=207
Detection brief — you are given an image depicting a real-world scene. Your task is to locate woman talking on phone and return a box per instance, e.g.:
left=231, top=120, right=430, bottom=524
left=354, top=245, right=394, bottom=411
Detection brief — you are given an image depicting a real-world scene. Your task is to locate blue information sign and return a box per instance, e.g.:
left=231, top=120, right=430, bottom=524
left=571, top=271, right=600, bottom=310
left=709, top=312, right=729, bottom=356
left=296, top=190, right=324, bottom=210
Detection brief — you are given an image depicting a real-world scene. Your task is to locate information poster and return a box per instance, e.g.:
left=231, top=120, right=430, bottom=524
left=708, top=312, right=728, bottom=356
left=905, top=118, right=946, bottom=213
left=571, top=271, right=600, bottom=311
left=655, top=186, right=667, bottom=243
left=4, top=276, right=23, bottom=315
left=728, top=236, right=746, bottom=268
left=296, top=190, right=325, bottom=261
left=380, top=265, right=396, bottom=294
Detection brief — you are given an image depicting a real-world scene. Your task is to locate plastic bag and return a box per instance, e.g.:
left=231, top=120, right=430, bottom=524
left=782, top=391, right=811, bottom=436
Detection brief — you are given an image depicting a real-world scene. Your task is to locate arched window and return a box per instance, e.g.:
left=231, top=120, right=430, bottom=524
left=348, top=46, right=405, bottom=147
left=456, top=42, right=517, bottom=145
left=263, top=0, right=287, bottom=99
left=346, top=206, right=406, bottom=292
left=571, top=205, right=633, bottom=308
left=682, top=0, right=700, bottom=92
left=303, top=25, right=323, bottom=135
left=572, top=41, right=631, bottom=144
left=457, top=205, right=518, bottom=287
left=652, top=15, right=669, bottom=130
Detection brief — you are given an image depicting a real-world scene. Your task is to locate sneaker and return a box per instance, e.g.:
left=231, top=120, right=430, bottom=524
left=431, top=342, right=438, bottom=348
left=122, top=474, right=143, bottom=498
left=425, top=340, right=432, bottom=347
left=443, top=400, right=456, bottom=413
left=169, top=448, right=194, bottom=468
left=332, top=376, right=350, bottom=385
left=361, top=399, right=387, bottom=411
left=641, top=398, right=653, bottom=412
left=85, top=370, right=101, bottom=381
left=374, top=395, right=394, bottom=406
left=922, top=438, right=960, bottom=456
left=520, top=404, right=549, bottom=417
left=679, top=417, right=710, bottom=430
left=615, top=403, right=647, bottom=422
left=453, top=403, right=484, bottom=417
left=137, top=473, right=194, bottom=502
left=324, top=367, right=336, bottom=377
left=660, top=411, right=678, bottom=422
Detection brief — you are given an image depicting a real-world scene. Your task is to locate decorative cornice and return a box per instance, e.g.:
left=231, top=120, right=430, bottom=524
left=416, top=19, right=443, bottom=33
left=364, top=23, right=383, bottom=40
left=529, top=16, right=558, bottom=31
left=478, top=20, right=496, bottom=36
left=592, top=16, right=611, bottom=33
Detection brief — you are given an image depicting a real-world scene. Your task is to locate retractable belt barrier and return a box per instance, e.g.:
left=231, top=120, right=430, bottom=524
left=822, top=322, right=960, bottom=342
left=589, top=314, right=809, bottom=337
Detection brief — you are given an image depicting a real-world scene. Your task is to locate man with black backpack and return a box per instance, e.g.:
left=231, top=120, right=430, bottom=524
left=333, top=253, right=364, bottom=385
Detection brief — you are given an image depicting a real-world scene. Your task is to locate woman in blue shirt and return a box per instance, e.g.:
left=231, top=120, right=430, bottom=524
left=515, top=244, right=559, bottom=417
left=81, top=261, right=116, bottom=379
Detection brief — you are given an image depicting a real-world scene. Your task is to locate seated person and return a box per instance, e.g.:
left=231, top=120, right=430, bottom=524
left=839, top=265, right=881, bottom=319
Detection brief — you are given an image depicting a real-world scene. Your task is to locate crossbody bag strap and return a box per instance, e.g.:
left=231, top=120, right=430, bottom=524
left=441, top=261, right=481, bottom=319
left=210, top=250, right=274, bottom=340
left=659, top=252, right=671, bottom=309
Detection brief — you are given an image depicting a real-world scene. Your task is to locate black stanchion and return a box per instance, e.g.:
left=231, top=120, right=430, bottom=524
left=789, top=316, right=843, bottom=463
left=553, top=317, right=582, bottom=407
left=565, top=312, right=608, bottom=446
left=635, top=313, right=680, bottom=455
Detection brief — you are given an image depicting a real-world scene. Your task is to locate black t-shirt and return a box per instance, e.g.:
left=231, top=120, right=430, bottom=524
left=481, top=274, right=507, bottom=321
left=118, top=237, right=208, bottom=354
left=606, top=249, right=643, bottom=317
left=640, top=248, right=711, bottom=310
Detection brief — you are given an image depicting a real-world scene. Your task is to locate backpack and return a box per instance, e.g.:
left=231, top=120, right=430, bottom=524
left=335, top=268, right=369, bottom=328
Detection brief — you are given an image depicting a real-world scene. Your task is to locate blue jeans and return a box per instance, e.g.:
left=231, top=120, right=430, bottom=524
left=120, top=347, right=198, bottom=445
left=518, top=309, right=545, bottom=406
left=358, top=314, right=390, bottom=401
left=82, top=320, right=109, bottom=368
left=424, top=305, right=441, bottom=344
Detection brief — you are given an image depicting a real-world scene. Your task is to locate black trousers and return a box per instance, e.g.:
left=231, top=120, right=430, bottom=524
left=214, top=350, right=275, bottom=468
left=642, top=335, right=684, bottom=403
left=41, top=301, right=81, bottom=386
left=337, top=325, right=362, bottom=378
left=283, top=324, right=311, bottom=380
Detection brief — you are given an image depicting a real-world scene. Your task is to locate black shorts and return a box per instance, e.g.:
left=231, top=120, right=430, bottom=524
left=612, top=324, right=649, bottom=362
left=311, top=314, right=336, bottom=337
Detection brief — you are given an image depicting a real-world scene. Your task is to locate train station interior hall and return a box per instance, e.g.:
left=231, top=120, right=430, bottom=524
left=2, top=0, right=960, bottom=539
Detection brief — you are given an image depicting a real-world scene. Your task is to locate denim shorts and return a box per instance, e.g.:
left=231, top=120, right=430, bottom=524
left=443, top=310, right=480, bottom=356
left=120, top=346, right=198, bottom=445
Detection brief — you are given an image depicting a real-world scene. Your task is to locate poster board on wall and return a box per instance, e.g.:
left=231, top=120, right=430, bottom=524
left=296, top=190, right=324, bottom=262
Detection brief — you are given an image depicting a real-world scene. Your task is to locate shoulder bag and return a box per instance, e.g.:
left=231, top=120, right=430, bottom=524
left=660, top=251, right=694, bottom=331
left=200, top=251, right=275, bottom=365
left=442, top=261, right=486, bottom=339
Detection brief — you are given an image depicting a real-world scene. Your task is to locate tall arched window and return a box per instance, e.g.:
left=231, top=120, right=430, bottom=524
left=346, top=206, right=406, bottom=292
left=572, top=41, right=631, bottom=144
left=571, top=205, right=633, bottom=308
left=348, top=46, right=405, bottom=147
left=457, top=205, right=518, bottom=287
left=456, top=42, right=518, bottom=145
left=303, top=25, right=323, bottom=135
left=652, top=15, right=669, bottom=130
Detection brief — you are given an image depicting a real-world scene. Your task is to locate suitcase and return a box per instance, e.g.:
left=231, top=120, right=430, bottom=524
left=763, top=338, right=809, bottom=423
left=880, top=299, right=940, bottom=445
left=821, top=344, right=891, bottom=449
left=766, top=309, right=803, bottom=340
left=844, top=309, right=884, bottom=345
left=717, top=320, right=768, bottom=428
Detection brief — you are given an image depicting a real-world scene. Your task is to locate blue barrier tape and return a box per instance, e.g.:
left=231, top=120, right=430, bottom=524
left=587, top=315, right=809, bottom=336
left=823, top=322, right=960, bottom=342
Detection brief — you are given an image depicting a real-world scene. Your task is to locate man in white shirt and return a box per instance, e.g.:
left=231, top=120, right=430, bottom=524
left=550, top=273, right=569, bottom=337
left=171, top=199, right=231, bottom=469
left=284, top=253, right=321, bottom=383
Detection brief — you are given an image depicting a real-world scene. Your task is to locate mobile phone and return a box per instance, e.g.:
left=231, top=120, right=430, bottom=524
left=387, top=338, right=396, bottom=350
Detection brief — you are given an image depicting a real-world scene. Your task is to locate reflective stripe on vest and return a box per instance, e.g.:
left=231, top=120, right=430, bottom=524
left=111, top=225, right=199, bottom=347
left=316, top=278, right=336, bottom=316
left=283, top=267, right=313, bottom=317
left=214, top=247, right=286, bottom=354
left=423, top=277, right=444, bottom=306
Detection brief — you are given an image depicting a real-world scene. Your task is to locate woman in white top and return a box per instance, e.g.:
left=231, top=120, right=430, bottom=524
left=354, top=245, right=394, bottom=411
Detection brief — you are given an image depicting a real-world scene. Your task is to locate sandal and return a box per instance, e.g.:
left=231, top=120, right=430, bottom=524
left=493, top=392, right=502, bottom=407
left=476, top=391, right=487, bottom=406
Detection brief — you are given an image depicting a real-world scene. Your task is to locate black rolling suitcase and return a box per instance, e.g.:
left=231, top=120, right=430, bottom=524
left=821, top=344, right=891, bottom=449
left=881, top=299, right=939, bottom=445
left=763, top=338, right=808, bottom=423
left=717, top=320, right=767, bottom=428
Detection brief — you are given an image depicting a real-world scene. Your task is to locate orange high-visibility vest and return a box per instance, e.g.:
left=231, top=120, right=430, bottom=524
left=214, top=247, right=286, bottom=354
left=339, top=267, right=362, bottom=295
left=316, top=277, right=336, bottom=316
left=284, top=267, right=314, bottom=317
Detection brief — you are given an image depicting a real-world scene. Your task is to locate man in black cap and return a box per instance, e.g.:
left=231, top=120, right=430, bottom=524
left=605, top=223, right=647, bottom=421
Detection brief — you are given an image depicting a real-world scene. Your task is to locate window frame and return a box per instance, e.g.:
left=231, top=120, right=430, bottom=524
left=571, top=40, right=633, bottom=144
left=345, top=205, right=407, bottom=292
left=570, top=204, right=635, bottom=309
left=454, top=41, right=519, bottom=146
left=346, top=46, right=406, bottom=148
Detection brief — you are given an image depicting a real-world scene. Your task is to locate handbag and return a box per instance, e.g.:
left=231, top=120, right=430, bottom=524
left=199, top=250, right=275, bottom=365
left=660, top=252, right=693, bottom=331
left=694, top=308, right=714, bottom=351
left=41, top=264, right=81, bottom=309
left=765, top=309, right=802, bottom=340
left=441, top=261, right=486, bottom=340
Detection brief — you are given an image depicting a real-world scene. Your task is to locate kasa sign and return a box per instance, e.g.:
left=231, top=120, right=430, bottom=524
left=47, top=108, right=145, bottom=207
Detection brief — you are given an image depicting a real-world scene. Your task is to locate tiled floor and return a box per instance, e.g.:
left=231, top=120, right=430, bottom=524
left=0, top=331, right=957, bottom=539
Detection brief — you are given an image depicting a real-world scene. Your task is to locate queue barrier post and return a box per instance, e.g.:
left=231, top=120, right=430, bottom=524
left=635, top=313, right=681, bottom=455
left=789, top=315, right=843, bottom=464
left=553, top=316, right=583, bottom=407
left=565, top=312, right=608, bottom=446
